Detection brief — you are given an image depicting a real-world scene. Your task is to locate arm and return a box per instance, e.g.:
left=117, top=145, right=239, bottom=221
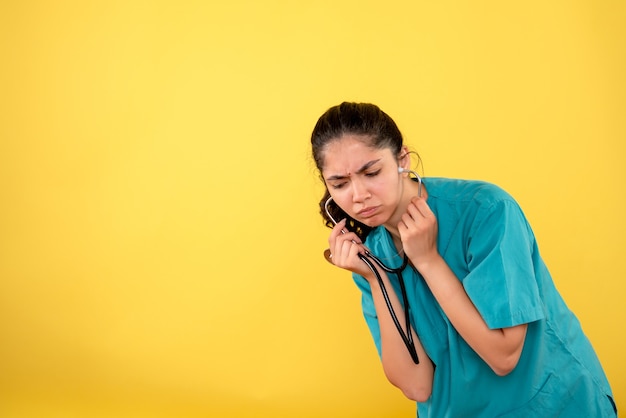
left=399, top=197, right=527, bottom=376
left=364, top=268, right=434, bottom=401
left=328, top=220, right=434, bottom=401
left=416, top=255, right=526, bottom=375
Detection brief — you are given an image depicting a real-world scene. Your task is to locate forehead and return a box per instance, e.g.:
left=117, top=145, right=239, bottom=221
left=321, top=135, right=393, bottom=175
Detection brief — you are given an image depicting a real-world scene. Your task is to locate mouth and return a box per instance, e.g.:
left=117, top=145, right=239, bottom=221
left=357, top=206, right=379, bottom=219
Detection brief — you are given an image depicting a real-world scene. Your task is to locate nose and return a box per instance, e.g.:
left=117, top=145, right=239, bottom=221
left=351, top=178, right=370, bottom=202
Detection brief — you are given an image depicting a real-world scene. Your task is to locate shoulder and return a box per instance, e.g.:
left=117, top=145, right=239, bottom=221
left=424, top=177, right=515, bottom=207
left=424, top=177, right=527, bottom=230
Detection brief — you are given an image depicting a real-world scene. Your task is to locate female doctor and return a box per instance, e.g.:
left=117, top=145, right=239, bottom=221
left=310, top=102, right=616, bottom=417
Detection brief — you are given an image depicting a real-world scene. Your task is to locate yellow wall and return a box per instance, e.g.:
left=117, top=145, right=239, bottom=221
left=1, top=1, right=624, bottom=416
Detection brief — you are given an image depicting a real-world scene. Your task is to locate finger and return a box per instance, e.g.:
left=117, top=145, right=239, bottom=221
left=341, top=240, right=366, bottom=268
left=328, top=219, right=347, bottom=255
left=345, top=241, right=360, bottom=265
left=329, top=220, right=362, bottom=245
left=411, top=196, right=434, bottom=218
left=328, top=218, right=347, bottom=242
left=337, top=238, right=354, bottom=262
left=333, top=237, right=362, bottom=262
left=405, top=198, right=425, bottom=221
left=397, top=203, right=415, bottom=230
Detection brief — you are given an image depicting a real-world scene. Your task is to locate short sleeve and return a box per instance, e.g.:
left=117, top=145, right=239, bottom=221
left=463, top=199, right=545, bottom=329
left=352, top=273, right=383, bottom=358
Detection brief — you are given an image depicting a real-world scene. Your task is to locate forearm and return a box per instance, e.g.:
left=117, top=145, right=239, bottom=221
left=415, top=255, right=526, bottom=376
left=365, top=270, right=434, bottom=402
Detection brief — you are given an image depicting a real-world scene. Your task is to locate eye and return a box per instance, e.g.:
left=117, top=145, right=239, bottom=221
left=330, top=182, right=346, bottom=190
left=365, top=169, right=381, bottom=177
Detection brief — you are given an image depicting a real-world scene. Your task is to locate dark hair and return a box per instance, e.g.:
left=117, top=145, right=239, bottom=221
left=310, top=102, right=406, bottom=239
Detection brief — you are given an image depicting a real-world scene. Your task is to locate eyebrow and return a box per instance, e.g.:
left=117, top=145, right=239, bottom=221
left=325, top=158, right=382, bottom=181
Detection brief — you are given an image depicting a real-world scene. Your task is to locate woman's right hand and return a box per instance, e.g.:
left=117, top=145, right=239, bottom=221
left=327, top=219, right=371, bottom=277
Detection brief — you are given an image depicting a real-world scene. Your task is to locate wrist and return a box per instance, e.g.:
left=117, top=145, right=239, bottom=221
left=362, top=272, right=378, bottom=285
left=413, top=252, right=443, bottom=276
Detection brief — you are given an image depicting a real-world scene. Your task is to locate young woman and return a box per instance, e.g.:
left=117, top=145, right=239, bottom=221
left=310, top=102, right=616, bottom=417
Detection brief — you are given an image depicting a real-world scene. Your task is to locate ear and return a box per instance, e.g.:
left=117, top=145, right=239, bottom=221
left=398, top=146, right=411, bottom=172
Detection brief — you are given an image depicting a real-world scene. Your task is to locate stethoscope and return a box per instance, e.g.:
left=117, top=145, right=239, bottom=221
left=323, top=167, right=422, bottom=364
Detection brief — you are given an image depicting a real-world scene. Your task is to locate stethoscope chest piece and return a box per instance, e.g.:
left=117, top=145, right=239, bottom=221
left=323, top=248, right=333, bottom=264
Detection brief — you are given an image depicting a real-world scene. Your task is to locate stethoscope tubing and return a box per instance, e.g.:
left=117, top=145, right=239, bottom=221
left=361, top=252, right=419, bottom=364
left=323, top=169, right=423, bottom=364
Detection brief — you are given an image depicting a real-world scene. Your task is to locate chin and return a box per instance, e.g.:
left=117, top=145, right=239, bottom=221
left=359, top=216, right=385, bottom=228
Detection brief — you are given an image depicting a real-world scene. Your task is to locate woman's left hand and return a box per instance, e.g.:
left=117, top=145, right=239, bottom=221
left=398, top=196, right=440, bottom=270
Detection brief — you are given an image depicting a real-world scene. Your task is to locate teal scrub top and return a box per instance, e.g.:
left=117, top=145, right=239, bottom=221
left=352, top=178, right=615, bottom=417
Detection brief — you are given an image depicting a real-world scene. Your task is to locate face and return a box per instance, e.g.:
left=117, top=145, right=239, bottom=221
left=321, top=135, right=403, bottom=227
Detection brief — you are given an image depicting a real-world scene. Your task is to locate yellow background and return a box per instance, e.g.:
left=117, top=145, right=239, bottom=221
left=1, top=1, right=624, bottom=417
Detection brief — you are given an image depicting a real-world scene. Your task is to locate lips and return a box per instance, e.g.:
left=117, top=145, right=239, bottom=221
left=357, top=206, right=379, bottom=218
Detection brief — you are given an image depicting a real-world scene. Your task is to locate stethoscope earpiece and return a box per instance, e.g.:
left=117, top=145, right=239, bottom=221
left=398, top=167, right=422, bottom=197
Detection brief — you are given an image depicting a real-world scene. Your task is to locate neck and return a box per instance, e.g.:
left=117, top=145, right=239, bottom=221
left=383, top=177, right=427, bottom=248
